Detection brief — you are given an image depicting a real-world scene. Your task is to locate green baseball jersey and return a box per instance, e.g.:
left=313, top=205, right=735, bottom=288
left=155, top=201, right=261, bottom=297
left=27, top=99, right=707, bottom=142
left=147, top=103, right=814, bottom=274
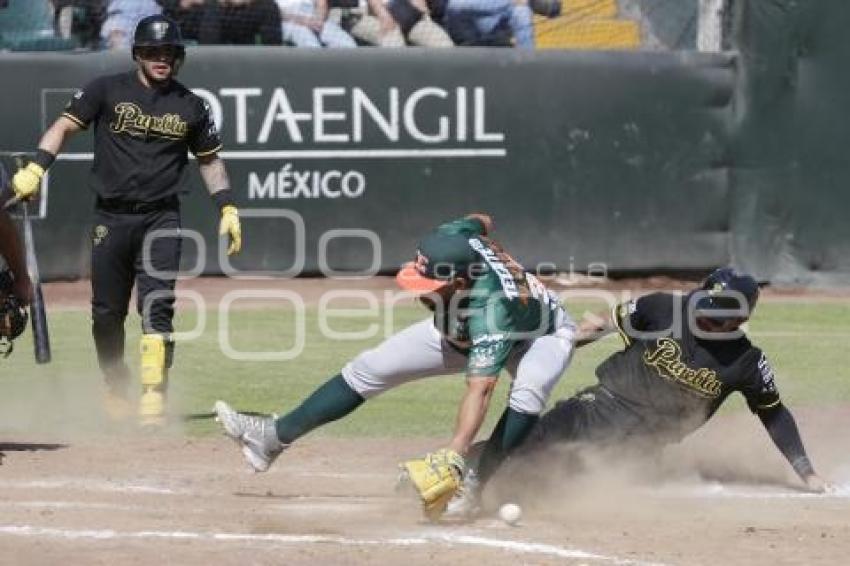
left=430, top=218, right=563, bottom=377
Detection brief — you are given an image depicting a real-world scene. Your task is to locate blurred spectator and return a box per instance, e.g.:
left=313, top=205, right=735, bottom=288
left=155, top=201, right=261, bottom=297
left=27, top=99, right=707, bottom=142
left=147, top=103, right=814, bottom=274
left=338, top=0, right=452, bottom=47
left=220, top=0, right=282, bottom=44
left=443, top=0, right=533, bottom=47
left=52, top=0, right=107, bottom=48
left=101, top=0, right=162, bottom=49
left=157, top=0, right=220, bottom=44
left=158, top=0, right=283, bottom=45
left=276, top=0, right=356, bottom=47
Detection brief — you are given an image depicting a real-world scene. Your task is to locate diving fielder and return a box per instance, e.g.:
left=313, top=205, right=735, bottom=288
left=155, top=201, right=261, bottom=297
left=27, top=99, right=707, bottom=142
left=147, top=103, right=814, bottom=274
left=9, top=15, right=242, bottom=423
left=215, top=214, right=576, bottom=519
left=447, top=268, right=829, bottom=517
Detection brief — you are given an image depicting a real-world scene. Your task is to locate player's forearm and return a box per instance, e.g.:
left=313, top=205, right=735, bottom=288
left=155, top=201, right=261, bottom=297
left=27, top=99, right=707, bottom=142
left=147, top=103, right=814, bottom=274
left=758, top=403, right=816, bottom=480
left=198, top=155, right=233, bottom=205
left=574, top=309, right=615, bottom=347
left=38, top=116, right=80, bottom=159
left=449, top=377, right=497, bottom=455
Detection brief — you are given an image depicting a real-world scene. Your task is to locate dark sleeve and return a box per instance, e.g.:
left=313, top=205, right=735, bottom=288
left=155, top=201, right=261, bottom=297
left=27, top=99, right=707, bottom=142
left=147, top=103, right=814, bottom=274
left=740, top=350, right=781, bottom=412
left=612, top=292, right=673, bottom=346
left=188, top=98, right=223, bottom=157
left=62, top=77, right=107, bottom=128
left=757, top=403, right=815, bottom=480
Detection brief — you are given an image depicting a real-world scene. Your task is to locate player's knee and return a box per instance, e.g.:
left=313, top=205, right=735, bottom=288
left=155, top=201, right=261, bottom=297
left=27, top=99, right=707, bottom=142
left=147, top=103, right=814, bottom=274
left=92, top=308, right=127, bottom=330
left=341, top=348, right=388, bottom=399
left=509, top=383, right=548, bottom=414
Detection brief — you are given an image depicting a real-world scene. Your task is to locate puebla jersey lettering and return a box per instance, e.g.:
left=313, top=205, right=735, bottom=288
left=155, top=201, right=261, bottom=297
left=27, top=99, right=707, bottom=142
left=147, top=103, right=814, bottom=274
left=430, top=217, right=564, bottom=377
left=110, top=102, right=189, bottom=140
left=597, top=292, right=781, bottom=438
left=62, top=72, right=222, bottom=201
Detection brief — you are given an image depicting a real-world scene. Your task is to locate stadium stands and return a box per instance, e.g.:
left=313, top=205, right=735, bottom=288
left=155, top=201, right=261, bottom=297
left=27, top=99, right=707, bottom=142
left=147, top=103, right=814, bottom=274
left=0, top=0, right=76, bottom=50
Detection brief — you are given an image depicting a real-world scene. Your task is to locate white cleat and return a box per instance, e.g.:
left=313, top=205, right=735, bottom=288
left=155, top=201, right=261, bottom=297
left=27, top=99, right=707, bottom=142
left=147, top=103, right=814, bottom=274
left=214, top=400, right=287, bottom=472
left=443, top=468, right=482, bottom=520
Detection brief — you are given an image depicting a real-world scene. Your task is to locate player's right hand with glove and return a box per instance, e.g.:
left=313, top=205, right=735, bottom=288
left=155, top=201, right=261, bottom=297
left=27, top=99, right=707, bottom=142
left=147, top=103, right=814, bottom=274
left=11, top=162, right=45, bottom=201
left=400, top=448, right=465, bottom=521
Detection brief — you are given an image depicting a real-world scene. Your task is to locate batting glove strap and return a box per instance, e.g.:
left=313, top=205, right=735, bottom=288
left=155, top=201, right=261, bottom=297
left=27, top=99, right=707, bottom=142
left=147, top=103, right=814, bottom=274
left=33, top=149, right=56, bottom=171
left=211, top=188, right=235, bottom=211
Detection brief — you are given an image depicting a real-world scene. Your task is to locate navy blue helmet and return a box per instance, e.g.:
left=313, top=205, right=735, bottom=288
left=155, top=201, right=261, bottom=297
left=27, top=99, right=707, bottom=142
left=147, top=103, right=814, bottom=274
left=132, top=15, right=186, bottom=71
left=695, top=267, right=760, bottom=320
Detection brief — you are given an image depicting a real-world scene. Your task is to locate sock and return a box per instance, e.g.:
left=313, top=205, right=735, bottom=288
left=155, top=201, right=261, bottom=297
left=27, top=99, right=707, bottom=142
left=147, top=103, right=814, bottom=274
left=275, top=374, right=364, bottom=444
left=476, top=407, right=539, bottom=485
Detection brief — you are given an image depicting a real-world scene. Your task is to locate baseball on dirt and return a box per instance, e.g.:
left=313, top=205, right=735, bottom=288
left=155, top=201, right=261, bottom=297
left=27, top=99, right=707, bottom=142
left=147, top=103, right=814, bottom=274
left=498, top=503, right=522, bottom=525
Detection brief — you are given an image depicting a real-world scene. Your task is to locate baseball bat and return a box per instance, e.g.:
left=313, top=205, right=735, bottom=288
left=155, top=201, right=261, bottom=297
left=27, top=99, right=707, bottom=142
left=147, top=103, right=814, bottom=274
left=8, top=155, right=51, bottom=364
left=22, top=201, right=51, bottom=364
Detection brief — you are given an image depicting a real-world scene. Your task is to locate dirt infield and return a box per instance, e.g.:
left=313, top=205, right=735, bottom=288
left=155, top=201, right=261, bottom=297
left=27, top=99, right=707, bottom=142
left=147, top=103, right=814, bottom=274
left=2, top=276, right=848, bottom=564
left=1, top=407, right=849, bottom=566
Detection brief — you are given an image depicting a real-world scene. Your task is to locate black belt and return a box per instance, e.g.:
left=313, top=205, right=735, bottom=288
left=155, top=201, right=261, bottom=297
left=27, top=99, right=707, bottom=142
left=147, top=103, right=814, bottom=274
left=96, top=196, right=179, bottom=214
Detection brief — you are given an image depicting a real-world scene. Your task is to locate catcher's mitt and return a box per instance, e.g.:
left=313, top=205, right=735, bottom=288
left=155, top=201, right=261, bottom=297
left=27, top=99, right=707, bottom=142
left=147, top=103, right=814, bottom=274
left=399, top=448, right=465, bottom=521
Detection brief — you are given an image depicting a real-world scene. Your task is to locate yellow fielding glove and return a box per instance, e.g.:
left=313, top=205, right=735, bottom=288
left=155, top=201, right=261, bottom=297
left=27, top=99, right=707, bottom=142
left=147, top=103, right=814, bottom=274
left=400, top=448, right=465, bottom=521
left=11, top=162, right=45, bottom=201
left=219, top=205, right=242, bottom=256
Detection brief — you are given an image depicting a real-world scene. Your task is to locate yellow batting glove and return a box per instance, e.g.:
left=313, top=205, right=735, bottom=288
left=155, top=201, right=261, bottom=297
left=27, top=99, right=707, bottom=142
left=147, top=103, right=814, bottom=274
left=11, top=162, right=45, bottom=201
left=219, top=205, right=242, bottom=256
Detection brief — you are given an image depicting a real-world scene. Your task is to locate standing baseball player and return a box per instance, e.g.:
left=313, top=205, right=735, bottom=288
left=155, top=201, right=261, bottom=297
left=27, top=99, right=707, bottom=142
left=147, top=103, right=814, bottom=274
left=215, top=213, right=576, bottom=519
left=9, top=14, right=242, bottom=424
left=448, top=268, right=829, bottom=518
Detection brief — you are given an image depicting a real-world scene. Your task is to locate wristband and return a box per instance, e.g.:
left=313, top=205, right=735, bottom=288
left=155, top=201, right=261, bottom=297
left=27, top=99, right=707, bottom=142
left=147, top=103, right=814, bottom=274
left=211, top=188, right=235, bottom=211
left=33, top=149, right=56, bottom=171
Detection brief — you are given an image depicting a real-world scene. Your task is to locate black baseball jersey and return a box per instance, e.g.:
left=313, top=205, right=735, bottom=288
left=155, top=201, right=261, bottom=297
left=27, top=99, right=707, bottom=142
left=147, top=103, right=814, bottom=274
left=62, top=71, right=222, bottom=202
left=596, top=292, right=780, bottom=439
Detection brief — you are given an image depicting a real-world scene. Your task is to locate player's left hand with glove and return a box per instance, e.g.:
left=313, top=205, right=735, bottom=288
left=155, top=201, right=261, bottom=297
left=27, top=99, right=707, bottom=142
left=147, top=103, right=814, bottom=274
left=219, top=205, right=242, bottom=256
left=11, top=162, right=45, bottom=202
left=399, top=448, right=465, bottom=521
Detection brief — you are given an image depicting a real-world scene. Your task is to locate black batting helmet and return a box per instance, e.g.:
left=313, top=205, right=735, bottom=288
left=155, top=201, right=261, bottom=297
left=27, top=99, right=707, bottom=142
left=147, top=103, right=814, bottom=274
left=132, top=14, right=185, bottom=70
left=695, top=267, right=760, bottom=320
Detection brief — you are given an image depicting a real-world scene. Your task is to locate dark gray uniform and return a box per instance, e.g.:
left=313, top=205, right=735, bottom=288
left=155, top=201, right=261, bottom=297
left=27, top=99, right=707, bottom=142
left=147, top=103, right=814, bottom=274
left=62, top=71, right=221, bottom=380
left=534, top=292, right=780, bottom=446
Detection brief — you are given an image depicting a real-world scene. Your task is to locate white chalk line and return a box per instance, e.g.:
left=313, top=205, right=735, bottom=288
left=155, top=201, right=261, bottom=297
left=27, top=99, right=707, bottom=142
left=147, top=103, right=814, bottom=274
left=291, top=470, right=394, bottom=480
left=649, top=481, right=850, bottom=500
left=0, top=478, right=183, bottom=495
left=0, top=524, right=662, bottom=565
left=1, top=500, right=137, bottom=511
